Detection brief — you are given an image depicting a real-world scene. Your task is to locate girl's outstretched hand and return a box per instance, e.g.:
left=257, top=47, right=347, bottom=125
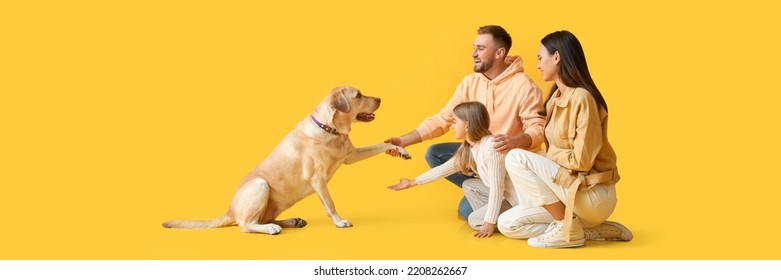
left=388, top=178, right=416, bottom=191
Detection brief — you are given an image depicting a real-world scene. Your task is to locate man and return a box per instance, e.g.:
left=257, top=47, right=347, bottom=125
left=386, top=25, right=545, bottom=220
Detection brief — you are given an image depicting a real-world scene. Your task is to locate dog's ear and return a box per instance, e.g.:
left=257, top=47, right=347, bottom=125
left=330, top=87, right=351, bottom=113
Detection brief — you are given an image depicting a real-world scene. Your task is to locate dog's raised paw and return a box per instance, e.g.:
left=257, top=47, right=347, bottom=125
left=397, top=147, right=412, bottom=160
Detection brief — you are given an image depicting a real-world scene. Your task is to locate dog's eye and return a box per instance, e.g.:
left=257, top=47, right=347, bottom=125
left=356, top=93, right=362, bottom=98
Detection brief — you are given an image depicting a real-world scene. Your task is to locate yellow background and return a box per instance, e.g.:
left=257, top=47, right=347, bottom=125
left=2, top=1, right=779, bottom=260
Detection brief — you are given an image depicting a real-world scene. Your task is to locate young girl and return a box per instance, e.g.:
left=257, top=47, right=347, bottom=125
left=388, top=102, right=530, bottom=238
left=501, top=30, right=632, bottom=248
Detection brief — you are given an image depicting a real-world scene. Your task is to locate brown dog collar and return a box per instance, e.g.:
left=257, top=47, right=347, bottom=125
left=310, top=115, right=340, bottom=135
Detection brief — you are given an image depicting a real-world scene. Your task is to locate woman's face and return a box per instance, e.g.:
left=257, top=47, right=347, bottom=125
left=536, top=44, right=558, bottom=82
left=452, top=116, right=468, bottom=140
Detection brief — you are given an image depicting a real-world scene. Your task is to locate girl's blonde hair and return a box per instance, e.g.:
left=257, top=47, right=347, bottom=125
left=452, top=102, right=491, bottom=175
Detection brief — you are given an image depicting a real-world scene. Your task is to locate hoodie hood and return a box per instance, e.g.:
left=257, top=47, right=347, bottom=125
left=487, top=55, right=525, bottom=84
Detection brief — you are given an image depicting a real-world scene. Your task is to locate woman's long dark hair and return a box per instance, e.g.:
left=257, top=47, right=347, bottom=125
left=542, top=30, right=608, bottom=112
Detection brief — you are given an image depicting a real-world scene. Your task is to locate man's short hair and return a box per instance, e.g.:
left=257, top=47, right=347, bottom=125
left=477, top=25, right=512, bottom=54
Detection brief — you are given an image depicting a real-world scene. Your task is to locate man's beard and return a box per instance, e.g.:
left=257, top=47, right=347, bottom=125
left=473, top=58, right=494, bottom=73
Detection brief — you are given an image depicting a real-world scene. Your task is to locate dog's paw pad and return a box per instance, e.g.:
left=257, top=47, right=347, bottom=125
left=294, top=218, right=308, bottom=228
left=396, top=147, right=412, bottom=160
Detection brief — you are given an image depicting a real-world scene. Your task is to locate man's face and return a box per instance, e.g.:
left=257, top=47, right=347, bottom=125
left=472, top=34, right=497, bottom=73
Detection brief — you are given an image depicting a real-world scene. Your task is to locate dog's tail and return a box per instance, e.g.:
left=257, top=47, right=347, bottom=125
left=162, top=213, right=234, bottom=229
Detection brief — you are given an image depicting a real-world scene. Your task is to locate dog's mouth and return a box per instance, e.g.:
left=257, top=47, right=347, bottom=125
left=357, top=112, right=375, bottom=122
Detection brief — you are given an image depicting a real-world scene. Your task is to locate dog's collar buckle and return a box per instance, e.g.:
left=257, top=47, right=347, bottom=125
left=310, top=115, right=340, bottom=135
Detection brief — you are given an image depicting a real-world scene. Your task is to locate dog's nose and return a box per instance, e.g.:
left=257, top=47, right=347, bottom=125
left=375, top=97, right=381, bottom=104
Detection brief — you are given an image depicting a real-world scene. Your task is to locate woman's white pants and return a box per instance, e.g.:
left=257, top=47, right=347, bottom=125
left=499, top=149, right=617, bottom=239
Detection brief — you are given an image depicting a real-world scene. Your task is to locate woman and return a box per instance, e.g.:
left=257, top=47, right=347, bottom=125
left=500, top=30, right=632, bottom=248
left=388, top=102, right=530, bottom=238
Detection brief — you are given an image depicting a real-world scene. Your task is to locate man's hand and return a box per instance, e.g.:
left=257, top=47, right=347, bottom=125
left=492, top=134, right=530, bottom=154
left=384, top=137, right=402, bottom=157
left=388, top=178, right=417, bottom=191
left=385, top=131, right=423, bottom=157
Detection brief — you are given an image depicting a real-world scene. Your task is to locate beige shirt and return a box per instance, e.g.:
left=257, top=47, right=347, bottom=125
left=545, top=87, right=619, bottom=185
left=545, top=87, right=620, bottom=240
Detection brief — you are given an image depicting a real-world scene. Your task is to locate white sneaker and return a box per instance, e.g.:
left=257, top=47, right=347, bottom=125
left=585, top=221, right=633, bottom=241
left=527, top=217, right=585, bottom=248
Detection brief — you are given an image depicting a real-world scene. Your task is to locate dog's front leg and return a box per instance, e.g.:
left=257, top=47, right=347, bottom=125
left=310, top=176, right=352, bottom=228
left=344, top=143, right=411, bottom=164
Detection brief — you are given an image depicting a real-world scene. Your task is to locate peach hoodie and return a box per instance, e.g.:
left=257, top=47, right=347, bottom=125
left=415, top=57, right=545, bottom=151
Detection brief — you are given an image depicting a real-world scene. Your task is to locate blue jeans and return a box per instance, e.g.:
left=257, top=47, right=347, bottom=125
left=425, top=142, right=474, bottom=220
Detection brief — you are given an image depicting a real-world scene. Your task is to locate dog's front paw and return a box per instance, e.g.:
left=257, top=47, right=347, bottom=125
left=243, top=224, right=282, bottom=235
left=335, top=220, right=353, bottom=228
left=396, top=147, right=412, bottom=160
left=268, top=225, right=282, bottom=235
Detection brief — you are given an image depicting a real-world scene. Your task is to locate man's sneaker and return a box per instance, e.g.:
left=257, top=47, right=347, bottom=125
left=527, top=217, right=585, bottom=248
left=584, top=221, right=633, bottom=241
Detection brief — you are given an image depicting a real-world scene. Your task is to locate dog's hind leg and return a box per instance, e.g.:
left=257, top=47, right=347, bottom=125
left=231, top=178, right=282, bottom=235
left=272, top=218, right=308, bottom=228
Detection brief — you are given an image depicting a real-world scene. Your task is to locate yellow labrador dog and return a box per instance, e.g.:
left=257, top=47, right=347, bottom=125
left=163, top=86, right=410, bottom=234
